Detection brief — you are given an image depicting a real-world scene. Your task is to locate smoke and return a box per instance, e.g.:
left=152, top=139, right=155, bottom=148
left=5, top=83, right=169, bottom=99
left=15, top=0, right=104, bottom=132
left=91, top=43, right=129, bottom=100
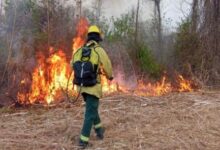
left=73, top=0, right=191, bottom=25
left=71, top=0, right=152, bottom=20
left=101, top=0, right=136, bottom=17
left=104, top=42, right=138, bottom=90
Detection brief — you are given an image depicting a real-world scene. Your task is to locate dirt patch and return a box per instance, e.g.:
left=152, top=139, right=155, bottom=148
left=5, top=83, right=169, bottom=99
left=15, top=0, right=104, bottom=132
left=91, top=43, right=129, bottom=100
left=0, top=91, right=220, bottom=150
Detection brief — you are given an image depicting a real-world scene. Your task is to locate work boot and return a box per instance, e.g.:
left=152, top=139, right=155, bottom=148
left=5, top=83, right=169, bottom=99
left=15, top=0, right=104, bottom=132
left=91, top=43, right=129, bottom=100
left=78, top=140, right=88, bottom=149
left=95, top=127, right=105, bottom=140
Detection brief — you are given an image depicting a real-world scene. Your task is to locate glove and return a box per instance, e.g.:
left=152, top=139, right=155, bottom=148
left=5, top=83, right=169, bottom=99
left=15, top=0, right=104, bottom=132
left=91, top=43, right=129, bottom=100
left=109, top=77, right=114, bottom=81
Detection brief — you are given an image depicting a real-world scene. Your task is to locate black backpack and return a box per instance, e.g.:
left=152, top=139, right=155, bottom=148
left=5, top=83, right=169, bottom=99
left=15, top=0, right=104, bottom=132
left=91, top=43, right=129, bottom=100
left=73, top=44, right=99, bottom=86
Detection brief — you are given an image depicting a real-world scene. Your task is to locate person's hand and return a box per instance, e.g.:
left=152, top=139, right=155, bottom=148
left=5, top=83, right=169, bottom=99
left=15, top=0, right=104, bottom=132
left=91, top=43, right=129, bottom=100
left=108, top=77, right=114, bottom=85
left=109, top=77, right=114, bottom=81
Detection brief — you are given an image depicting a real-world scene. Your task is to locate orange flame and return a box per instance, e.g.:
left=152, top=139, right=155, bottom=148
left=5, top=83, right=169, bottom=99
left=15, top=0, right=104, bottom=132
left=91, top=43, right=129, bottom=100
left=134, top=76, right=172, bottom=96
left=73, top=18, right=89, bottom=53
left=17, top=18, right=195, bottom=105
left=101, top=75, right=118, bottom=94
left=177, top=75, right=193, bottom=92
left=17, top=49, right=72, bottom=105
left=17, top=18, right=89, bottom=105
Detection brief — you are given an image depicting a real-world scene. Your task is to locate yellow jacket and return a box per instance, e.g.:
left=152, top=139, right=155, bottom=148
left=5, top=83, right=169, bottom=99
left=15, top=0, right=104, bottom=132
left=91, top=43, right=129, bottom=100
left=71, top=40, right=113, bottom=98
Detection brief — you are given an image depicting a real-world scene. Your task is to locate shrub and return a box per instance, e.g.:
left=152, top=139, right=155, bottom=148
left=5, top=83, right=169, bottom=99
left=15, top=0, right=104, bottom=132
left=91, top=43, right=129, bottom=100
left=138, top=43, right=162, bottom=78
left=174, top=20, right=201, bottom=75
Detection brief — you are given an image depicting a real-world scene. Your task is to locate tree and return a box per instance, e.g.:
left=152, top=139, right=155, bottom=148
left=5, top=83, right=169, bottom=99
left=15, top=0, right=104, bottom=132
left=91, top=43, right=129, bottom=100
left=191, top=0, right=199, bottom=31
left=135, top=0, right=140, bottom=44
left=75, top=0, right=82, bottom=20
left=95, top=0, right=102, bottom=24
left=175, top=0, right=220, bottom=84
left=201, top=0, right=220, bottom=83
left=0, top=0, right=3, bottom=21
left=0, top=0, right=76, bottom=91
left=152, top=0, right=163, bottom=61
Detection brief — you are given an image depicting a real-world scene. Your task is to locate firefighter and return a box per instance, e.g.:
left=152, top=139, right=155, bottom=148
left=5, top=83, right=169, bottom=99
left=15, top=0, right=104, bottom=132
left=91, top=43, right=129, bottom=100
left=71, top=25, right=113, bottom=148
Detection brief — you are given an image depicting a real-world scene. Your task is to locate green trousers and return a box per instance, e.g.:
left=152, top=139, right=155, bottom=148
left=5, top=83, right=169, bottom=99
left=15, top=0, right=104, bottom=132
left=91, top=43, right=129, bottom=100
left=80, top=93, right=102, bottom=142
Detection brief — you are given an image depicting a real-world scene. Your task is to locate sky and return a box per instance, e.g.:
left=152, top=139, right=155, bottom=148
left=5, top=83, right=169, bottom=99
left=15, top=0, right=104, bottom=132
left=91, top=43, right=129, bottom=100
left=81, top=0, right=192, bottom=28
left=0, top=0, right=192, bottom=28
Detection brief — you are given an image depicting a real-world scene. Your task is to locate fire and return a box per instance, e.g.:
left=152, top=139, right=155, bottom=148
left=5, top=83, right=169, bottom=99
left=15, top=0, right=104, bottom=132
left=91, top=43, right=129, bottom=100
left=73, top=18, right=89, bottom=53
left=134, top=77, right=172, bottom=96
left=132, top=75, right=193, bottom=96
left=17, top=49, right=72, bottom=105
left=101, top=75, right=118, bottom=94
left=71, top=18, right=119, bottom=94
left=17, top=18, right=89, bottom=105
left=177, top=75, right=193, bottom=92
left=17, top=18, right=195, bottom=105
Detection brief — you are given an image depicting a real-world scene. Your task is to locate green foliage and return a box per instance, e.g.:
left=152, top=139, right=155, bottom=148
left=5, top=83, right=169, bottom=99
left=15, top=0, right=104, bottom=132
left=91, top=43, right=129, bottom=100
left=96, top=12, right=162, bottom=77
left=107, top=13, right=135, bottom=41
left=138, top=44, right=162, bottom=77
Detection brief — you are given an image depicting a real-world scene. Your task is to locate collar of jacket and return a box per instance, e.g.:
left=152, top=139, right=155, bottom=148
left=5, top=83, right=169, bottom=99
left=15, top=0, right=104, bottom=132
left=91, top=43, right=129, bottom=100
left=86, top=40, right=99, bottom=47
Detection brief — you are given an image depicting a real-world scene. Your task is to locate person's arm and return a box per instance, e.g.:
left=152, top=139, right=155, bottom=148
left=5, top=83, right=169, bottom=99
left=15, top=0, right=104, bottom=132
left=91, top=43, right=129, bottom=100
left=96, top=47, right=113, bottom=80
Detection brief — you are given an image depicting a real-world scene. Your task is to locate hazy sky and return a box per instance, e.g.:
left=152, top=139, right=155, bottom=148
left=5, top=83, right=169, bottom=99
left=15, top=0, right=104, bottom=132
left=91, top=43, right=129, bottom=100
left=81, top=0, right=192, bottom=28
left=0, top=0, right=192, bottom=28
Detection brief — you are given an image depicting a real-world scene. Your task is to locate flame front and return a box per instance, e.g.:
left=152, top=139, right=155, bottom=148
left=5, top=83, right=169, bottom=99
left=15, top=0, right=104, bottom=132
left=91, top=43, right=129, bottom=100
left=17, top=18, right=89, bottom=105
left=101, top=75, right=118, bottom=94
left=134, top=77, right=172, bottom=96
left=17, top=18, right=195, bottom=105
left=17, top=50, right=72, bottom=105
left=73, top=18, right=89, bottom=53
left=177, top=75, right=193, bottom=92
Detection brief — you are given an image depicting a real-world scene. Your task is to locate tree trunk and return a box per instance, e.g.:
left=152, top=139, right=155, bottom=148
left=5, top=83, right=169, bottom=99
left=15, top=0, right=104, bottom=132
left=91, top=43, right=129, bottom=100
left=0, top=0, right=2, bottom=22
left=190, top=0, right=220, bottom=83
left=135, top=0, right=140, bottom=44
left=191, top=0, right=198, bottom=32
left=75, top=0, right=82, bottom=20
left=47, top=0, right=50, bottom=49
left=1, top=0, right=17, bottom=86
left=96, top=0, right=102, bottom=24
left=153, top=0, right=163, bottom=61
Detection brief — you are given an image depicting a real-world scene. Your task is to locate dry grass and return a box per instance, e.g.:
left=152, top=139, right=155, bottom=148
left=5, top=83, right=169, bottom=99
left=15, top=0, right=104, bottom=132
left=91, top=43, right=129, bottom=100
left=0, top=91, right=220, bottom=150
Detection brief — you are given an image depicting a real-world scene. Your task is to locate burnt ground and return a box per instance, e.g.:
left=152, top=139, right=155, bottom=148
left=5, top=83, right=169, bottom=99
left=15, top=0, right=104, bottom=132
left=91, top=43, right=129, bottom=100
left=0, top=91, right=220, bottom=150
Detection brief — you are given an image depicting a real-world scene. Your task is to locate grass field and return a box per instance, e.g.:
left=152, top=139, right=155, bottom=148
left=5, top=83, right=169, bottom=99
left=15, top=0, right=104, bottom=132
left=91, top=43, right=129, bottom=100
left=0, top=91, right=220, bottom=150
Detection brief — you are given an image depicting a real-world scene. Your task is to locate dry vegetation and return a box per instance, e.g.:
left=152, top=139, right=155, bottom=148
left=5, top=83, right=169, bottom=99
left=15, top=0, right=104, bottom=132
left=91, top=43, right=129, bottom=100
left=0, top=1, right=219, bottom=149
left=0, top=91, right=220, bottom=150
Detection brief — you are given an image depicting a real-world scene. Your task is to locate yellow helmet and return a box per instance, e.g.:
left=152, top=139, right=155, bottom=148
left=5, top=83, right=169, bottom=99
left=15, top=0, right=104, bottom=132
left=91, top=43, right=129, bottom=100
left=88, top=25, right=101, bottom=34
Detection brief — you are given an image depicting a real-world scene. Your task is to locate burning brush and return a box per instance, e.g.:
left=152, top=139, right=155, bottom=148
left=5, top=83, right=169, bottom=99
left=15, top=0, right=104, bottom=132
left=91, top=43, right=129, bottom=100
left=16, top=18, right=196, bottom=106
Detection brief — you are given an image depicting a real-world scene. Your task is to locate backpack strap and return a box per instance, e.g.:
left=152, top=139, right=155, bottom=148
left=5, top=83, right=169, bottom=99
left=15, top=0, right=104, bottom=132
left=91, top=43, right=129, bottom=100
left=84, top=41, right=101, bottom=75
left=81, top=46, right=92, bottom=61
